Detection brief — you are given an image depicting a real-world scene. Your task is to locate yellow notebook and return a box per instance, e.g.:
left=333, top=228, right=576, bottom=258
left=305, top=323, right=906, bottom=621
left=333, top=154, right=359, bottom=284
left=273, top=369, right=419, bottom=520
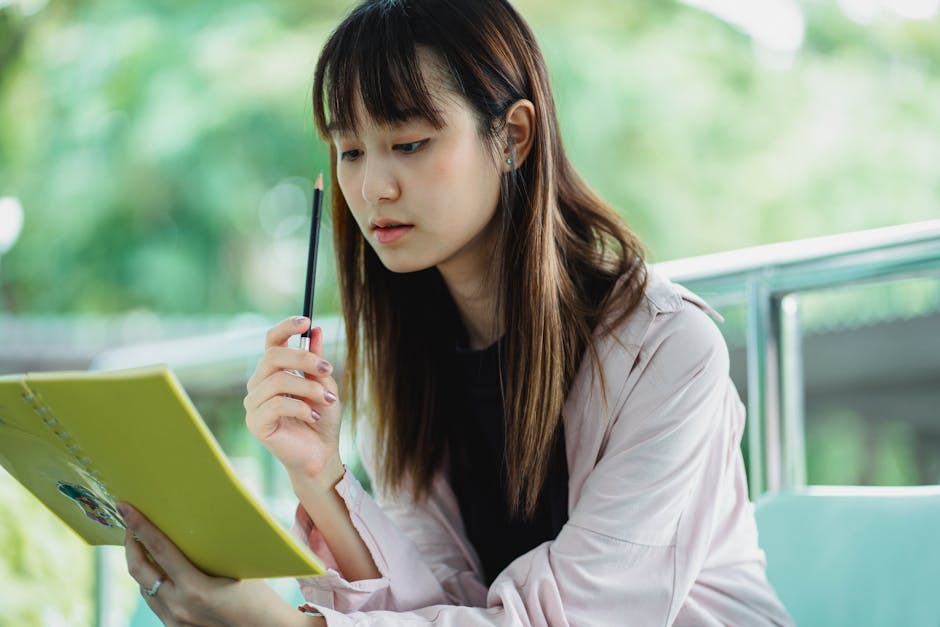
left=0, top=365, right=325, bottom=580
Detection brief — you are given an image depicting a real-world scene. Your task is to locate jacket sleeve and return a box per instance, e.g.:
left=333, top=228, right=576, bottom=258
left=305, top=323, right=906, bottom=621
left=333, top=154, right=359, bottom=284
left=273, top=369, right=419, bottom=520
left=291, top=423, right=489, bottom=613
left=294, top=305, right=773, bottom=625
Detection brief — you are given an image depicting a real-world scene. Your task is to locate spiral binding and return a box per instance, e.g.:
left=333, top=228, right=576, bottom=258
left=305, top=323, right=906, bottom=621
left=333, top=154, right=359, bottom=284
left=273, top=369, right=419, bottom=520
left=22, top=384, right=111, bottom=496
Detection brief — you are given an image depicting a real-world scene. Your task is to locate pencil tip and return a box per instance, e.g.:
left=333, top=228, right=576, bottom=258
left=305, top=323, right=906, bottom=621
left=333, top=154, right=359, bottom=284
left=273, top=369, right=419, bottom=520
left=315, top=171, right=323, bottom=190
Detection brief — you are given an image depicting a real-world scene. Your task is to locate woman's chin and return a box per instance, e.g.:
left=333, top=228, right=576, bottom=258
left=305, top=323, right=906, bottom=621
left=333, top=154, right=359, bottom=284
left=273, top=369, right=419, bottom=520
left=376, top=253, right=437, bottom=275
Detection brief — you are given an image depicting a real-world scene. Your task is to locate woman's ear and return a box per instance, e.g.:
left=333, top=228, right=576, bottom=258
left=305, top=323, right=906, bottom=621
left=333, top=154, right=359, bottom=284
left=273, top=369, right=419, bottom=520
left=502, top=99, right=535, bottom=171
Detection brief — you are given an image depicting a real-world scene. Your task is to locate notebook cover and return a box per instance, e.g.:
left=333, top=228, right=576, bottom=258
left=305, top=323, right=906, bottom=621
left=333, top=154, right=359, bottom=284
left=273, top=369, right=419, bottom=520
left=0, top=366, right=325, bottom=579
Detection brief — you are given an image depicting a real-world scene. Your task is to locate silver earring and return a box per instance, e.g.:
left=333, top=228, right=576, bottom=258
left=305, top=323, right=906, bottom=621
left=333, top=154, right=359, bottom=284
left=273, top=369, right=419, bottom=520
left=506, top=155, right=514, bottom=166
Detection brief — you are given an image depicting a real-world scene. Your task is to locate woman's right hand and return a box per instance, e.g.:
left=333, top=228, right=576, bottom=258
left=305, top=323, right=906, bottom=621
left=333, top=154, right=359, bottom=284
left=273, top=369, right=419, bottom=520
left=244, top=316, right=344, bottom=488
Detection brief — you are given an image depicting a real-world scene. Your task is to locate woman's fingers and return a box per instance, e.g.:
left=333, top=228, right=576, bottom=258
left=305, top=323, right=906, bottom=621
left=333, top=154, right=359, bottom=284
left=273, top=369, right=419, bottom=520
left=121, top=504, right=183, bottom=625
left=247, top=345, right=334, bottom=391
left=122, top=503, right=285, bottom=627
left=248, top=317, right=320, bottom=385
left=124, top=524, right=170, bottom=592
left=265, top=316, right=310, bottom=350
left=244, top=370, right=336, bottom=413
left=246, top=394, right=321, bottom=437
left=244, top=319, right=343, bottom=470
left=309, top=324, right=324, bottom=356
left=119, top=503, right=198, bottom=586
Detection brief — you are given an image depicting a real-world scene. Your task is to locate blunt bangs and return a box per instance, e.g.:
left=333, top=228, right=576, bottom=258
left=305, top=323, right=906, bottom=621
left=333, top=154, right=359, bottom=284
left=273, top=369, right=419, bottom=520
left=314, top=2, right=447, bottom=136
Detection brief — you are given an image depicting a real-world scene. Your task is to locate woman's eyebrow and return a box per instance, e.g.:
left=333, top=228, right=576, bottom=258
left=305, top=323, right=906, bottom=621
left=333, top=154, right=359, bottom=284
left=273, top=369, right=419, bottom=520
left=330, top=104, right=440, bottom=128
left=377, top=112, right=435, bottom=131
left=329, top=114, right=438, bottom=140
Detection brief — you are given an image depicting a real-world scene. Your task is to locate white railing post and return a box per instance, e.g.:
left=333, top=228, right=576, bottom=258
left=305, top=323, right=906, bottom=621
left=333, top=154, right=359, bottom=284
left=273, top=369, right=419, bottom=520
left=746, top=276, right=771, bottom=496
left=779, top=294, right=807, bottom=489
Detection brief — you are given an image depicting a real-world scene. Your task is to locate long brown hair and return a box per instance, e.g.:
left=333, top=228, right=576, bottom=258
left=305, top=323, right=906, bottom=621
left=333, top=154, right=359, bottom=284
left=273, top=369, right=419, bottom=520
left=313, top=0, right=647, bottom=517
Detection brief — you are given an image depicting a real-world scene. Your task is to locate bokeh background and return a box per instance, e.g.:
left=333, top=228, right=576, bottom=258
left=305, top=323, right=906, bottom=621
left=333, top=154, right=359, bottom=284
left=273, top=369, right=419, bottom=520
left=1, top=0, right=939, bottom=625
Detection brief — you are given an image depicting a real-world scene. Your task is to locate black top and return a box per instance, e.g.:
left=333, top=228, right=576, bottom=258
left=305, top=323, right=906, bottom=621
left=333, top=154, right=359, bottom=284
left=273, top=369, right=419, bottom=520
left=446, top=338, right=569, bottom=585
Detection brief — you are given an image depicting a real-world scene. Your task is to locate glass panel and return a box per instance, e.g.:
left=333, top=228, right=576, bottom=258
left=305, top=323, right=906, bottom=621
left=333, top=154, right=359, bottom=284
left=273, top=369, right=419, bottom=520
left=799, top=276, right=940, bottom=486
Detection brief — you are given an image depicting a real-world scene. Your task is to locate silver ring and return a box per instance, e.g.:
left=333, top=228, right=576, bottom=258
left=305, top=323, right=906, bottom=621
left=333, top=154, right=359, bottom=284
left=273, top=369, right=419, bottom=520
left=144, top=577, right=163, bottom=597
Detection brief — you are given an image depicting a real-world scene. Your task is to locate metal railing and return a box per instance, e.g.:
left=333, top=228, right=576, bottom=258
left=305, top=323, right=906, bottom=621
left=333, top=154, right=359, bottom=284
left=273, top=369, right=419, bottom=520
left=86, top=219, right=940, bottom=506
left=657, top=219, right=940, bottom=496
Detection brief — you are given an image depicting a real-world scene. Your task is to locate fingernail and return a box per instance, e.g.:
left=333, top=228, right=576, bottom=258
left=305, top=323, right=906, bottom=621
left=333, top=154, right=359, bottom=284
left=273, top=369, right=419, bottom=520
left=317, top=360, right=332, bottom=375
left=311, top=409, right=321, bottom=421
left=324, top=391, right=337, bottom=404
left=117, top=503, right=129, bottom=517
left=292, top=316, right=308, bottom=326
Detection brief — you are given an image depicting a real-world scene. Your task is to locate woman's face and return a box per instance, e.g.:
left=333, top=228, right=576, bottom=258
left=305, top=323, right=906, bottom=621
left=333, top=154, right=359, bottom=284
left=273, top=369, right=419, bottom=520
left=332, top=63, right=503, bottom=277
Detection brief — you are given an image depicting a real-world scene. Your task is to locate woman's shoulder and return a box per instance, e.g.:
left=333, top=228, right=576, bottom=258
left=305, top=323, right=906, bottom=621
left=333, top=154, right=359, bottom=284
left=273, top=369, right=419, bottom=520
left=595, top=267, right=730, bottom=379
left=643, top=268, right=721, bottom=319
left=565, top=268, right=737, bottom=456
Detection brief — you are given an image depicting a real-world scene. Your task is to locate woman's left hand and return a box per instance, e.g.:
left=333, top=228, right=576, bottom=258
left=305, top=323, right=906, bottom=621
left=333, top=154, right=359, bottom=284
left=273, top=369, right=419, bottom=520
left=120, top=503, right=318, bottom=627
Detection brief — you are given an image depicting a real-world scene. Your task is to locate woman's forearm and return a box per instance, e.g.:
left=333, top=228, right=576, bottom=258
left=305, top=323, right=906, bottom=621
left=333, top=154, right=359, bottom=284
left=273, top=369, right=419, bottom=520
left=291, top=455, right=382, bottom=582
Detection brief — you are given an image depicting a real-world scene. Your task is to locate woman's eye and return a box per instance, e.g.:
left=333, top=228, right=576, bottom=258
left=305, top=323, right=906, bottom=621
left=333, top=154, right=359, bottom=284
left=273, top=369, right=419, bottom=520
left=394, top=139, right=429, bottom=154
left=340, top=149, right=362, bottom=162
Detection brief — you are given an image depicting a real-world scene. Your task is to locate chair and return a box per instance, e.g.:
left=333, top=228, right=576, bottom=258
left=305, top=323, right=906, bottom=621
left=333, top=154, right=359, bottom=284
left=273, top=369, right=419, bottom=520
left=754, top=486, right=940, bottom=627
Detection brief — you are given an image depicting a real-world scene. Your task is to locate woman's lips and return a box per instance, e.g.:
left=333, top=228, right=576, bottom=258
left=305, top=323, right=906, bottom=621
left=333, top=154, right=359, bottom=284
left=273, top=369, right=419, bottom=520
left=374, top=225, right=414, bottom=244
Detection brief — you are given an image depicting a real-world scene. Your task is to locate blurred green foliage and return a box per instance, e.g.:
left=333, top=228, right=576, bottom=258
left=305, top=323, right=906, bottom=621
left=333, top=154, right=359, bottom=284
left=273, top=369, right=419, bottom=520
left=806, top=409, right=922, bottom=485
left=1, top=0, right=938, bottom=317
left=0, top=467, right=93, bottom=626
left=0, top=1, right=348, bottom=315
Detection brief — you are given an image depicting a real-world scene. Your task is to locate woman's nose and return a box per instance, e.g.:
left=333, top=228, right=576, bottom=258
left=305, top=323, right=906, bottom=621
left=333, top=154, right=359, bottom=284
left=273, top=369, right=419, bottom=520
left=361, top=158, right=400, bottom=205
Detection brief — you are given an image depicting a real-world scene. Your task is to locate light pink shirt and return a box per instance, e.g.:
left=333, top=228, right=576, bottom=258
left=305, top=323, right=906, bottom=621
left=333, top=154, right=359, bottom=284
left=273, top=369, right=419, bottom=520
left=293, top=269, right=793, bottom=626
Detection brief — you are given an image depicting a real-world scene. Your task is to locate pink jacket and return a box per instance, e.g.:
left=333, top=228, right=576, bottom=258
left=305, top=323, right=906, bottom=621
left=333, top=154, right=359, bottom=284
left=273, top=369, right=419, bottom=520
left=292, top=270, right=793, bottom=626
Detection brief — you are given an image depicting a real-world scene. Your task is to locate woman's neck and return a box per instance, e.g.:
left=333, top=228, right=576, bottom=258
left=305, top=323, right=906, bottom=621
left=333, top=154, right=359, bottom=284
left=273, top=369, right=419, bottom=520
left=435, top=213, right=503, bottom=350
left=437, top=255, right=501, bottom=351
left=447, top=275, right=500, bottom=350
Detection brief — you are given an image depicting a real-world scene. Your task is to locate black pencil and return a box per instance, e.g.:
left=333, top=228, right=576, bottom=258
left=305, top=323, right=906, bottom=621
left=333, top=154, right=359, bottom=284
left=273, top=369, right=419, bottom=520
left=300, top=172, right=323, bottom=347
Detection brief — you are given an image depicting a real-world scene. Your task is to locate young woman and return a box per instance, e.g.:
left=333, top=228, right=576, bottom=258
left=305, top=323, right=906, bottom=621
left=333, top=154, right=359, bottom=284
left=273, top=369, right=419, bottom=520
left=121, top=1, right=793, bottom=624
